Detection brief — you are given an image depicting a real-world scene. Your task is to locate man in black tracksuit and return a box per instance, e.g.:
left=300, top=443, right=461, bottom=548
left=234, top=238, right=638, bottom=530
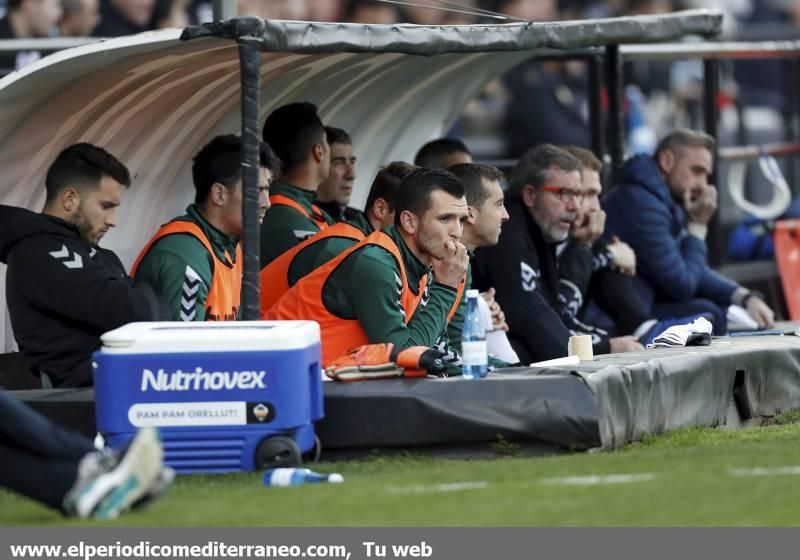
left=0, top=144, right=164, bottom=387
left=472, top=144, right=642, bottom=365
left=558, top=145, right=655, bottom=338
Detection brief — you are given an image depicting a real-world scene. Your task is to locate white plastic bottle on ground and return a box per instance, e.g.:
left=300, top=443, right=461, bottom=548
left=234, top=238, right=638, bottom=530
left=263, top=468, right=343, bottom=487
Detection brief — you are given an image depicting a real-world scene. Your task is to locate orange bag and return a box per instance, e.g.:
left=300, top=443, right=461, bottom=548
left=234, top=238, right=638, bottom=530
left=774, top=219, right=800, bottom=320
left=325, top=343, right=445, bottom=381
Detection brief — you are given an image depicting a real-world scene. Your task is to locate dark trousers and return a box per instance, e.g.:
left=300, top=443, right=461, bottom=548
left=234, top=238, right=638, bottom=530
left=0, top=391, right=95, bottom=511
left=652, top=298, right=727, bottom=335
left=588, top=269, right=651, bottom=335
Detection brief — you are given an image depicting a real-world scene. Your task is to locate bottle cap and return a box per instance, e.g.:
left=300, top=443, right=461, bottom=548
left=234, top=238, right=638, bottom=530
left=466, top=289, right=480, bottom=299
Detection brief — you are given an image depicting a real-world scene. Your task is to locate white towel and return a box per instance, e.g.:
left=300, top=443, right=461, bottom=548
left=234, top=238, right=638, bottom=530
left=476, top=296, right=494, bottom=331
left=646, top=317, right=713, bottom=349
left=727, top=304, right=758, bottom=330
left=477, top=295, right=520, bottom=364
left=530, top=355, right=581, bottom=368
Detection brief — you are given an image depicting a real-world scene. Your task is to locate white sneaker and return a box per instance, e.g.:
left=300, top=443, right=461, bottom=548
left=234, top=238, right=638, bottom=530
left=131, top=466, right=176, bottom=511
left=63, top=428, right=163, bottom=519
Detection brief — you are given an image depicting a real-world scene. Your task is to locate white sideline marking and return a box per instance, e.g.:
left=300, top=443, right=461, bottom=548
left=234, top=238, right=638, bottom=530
left=541, top=474, right=656, bottom=486
left=729, top=466, right=800, bottom=477
left=386, top=481, right=489, bottom=494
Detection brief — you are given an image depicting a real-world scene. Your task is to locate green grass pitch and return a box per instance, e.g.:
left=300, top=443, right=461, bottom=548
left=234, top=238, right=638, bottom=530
left=4, top=413, right=800, bottom=526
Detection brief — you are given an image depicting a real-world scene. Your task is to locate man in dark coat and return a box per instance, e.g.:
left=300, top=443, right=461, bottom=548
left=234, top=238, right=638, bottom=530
left=604, top=128, right=775, bottom=334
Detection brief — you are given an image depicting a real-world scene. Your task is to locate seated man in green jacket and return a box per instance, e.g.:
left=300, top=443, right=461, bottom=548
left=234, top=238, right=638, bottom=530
left=260, top=102, right=336, bottom=266
left=266, top=168, right=469, bottom=367
left=133, top=134, right=280, bottom=321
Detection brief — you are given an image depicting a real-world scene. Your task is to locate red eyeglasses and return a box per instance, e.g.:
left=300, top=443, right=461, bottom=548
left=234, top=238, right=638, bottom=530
left=540, top=185, right=585, bottom=204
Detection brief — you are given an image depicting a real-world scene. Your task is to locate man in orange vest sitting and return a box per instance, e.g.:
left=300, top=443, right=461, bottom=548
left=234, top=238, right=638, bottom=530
left=266, top=168, right=469, bottom=367
left=132, top=135, right=281, bottom=321
left=260, top=102, right=336, bottom=267
left=260, top=161, right=417, bottom=314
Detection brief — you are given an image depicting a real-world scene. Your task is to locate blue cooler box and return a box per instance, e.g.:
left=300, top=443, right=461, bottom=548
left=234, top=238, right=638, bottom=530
left=93, top=321, right=323, bottom=474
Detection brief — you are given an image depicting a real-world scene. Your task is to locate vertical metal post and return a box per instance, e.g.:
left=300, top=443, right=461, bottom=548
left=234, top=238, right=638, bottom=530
left=238, top=37, right=261, bottom=320
left=788, top=59, right=800, bottom=196
left=703, top=58, right=722, bottom=267
left=213, top=0, right=236, bottom=21
left=604, top=45, right=624, bottom=186
left=588, top=54, right=605, bottom=163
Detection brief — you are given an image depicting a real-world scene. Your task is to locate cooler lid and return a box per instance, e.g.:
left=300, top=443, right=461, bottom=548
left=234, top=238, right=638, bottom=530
left=99, top=321, right=320, bottom=354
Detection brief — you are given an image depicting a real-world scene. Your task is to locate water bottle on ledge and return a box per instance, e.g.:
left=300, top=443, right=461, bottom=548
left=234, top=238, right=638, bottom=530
left=462, top=289, right=488, bottom=379
left=263, top=468, right=344, bottom=487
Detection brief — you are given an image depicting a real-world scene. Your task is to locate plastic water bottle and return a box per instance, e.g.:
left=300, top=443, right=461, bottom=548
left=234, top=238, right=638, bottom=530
left=263, top=468, right=344, bottom=487
left=461, top=289, right=488, bottom=379
left=625, top=85, right=656, bottom=156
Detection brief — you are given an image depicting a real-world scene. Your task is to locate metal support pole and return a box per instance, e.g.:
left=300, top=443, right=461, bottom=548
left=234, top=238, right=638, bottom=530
left=788, top=59, right=800, bottom=195
left=238, top=37, right=261, bottom=320
left=213, top=0, right=236, bottom=22
left=588, top=54, right=605, bottom=163
left=604, top=45, right=624, bottom=185
left=703, top=59, right=722, bottom=267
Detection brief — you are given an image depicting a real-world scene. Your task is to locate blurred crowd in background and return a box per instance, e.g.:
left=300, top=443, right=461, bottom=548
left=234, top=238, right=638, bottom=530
left=1, top=0, right=799, bottom=261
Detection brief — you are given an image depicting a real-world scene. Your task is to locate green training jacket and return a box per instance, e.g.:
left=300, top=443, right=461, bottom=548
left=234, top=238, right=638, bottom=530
left=287, top=211, right=374, bottom=287
left=134, top=205, right=239, bottom=321
left=322, top=225, right=458, bottom=350
left=260, top=182, right=336, bottom=267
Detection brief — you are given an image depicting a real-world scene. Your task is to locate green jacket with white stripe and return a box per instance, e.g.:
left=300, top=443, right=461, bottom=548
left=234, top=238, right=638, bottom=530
left=134, top=204, right=240, bottom=321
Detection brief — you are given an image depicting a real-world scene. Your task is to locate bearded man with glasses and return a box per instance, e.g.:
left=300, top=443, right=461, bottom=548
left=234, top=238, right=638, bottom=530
left=472, top=144, right=643, bottom=365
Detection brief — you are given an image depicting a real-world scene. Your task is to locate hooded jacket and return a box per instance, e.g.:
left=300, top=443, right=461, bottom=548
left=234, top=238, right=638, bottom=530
left=603, top=155, right=738, bottom=310
left=0, top=205, right=163, bottom=387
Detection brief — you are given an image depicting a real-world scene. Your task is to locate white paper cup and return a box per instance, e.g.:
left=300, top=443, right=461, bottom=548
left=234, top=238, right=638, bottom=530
left=567, top=335, right=594, bottom=361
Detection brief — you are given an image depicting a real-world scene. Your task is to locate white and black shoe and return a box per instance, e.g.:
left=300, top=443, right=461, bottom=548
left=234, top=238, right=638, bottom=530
left=63, top=428, right=163, bottom=519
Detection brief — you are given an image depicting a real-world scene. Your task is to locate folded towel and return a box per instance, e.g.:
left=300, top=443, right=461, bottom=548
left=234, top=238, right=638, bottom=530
left=646, top=317, right=713, bottom=349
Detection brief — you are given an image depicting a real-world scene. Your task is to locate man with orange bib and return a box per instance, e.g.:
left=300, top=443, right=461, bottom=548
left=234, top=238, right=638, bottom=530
left=266, top=168, right=469, bottom=367
left=260, top=102, right=336, bottom=267
left=132, top=135, right=281, bottom=321
left=260, top=161, right=416, bottom=314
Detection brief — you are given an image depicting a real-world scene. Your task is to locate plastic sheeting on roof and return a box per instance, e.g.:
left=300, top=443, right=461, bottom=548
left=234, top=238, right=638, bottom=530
left=183, top=10, right=722, bottom=53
